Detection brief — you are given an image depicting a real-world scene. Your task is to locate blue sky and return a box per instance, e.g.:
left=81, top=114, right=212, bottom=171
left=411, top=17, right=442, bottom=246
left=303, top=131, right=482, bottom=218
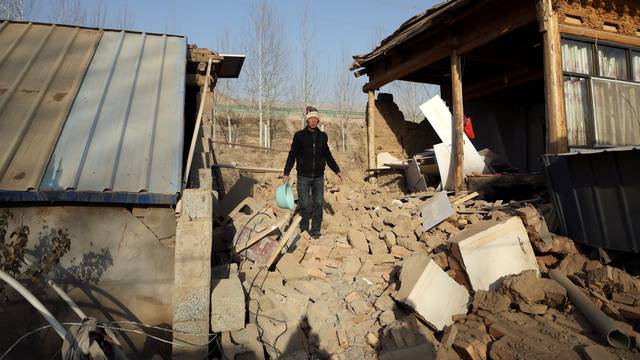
left=25, top=0, right=441, bottom=104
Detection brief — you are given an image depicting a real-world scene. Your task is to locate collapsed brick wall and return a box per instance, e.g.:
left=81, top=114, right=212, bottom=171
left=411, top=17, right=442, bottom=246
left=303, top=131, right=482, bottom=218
left=373, top=93, right=440, bottom=160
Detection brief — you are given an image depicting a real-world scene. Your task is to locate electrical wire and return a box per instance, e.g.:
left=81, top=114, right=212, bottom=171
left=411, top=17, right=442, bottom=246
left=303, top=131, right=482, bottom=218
left=0, top=321, right=220, bottom=360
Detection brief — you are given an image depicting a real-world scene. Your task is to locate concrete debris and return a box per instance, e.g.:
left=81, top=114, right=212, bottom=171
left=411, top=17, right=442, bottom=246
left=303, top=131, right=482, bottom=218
left=209, top=181, right=640, bottom=359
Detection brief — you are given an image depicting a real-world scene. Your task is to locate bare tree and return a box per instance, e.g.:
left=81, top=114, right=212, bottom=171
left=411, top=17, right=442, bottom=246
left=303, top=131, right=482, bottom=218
left=391, top=81, right=439, bottom=123
left=245, top=0, right=288, bottom=148
left=299, top=0, right=318, bottom=128
left=0, top=0, right=25, bottom=20
left=213, top=29, right=239, bottom=145
left=334, top=48, right=359, bottom=152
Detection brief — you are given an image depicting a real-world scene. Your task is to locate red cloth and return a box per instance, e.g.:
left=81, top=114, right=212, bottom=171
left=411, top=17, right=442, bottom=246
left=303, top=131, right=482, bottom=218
left=464, top=116, right=475, bottom=139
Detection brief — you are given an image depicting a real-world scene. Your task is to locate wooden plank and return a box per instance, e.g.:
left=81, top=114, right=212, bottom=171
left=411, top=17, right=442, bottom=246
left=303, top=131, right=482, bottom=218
left=213, top=163, right=282, bottom=173
left=236, top=213, right=292, bottom=252
left=537, top=0, right=568, bottom=154
left=559, top=24, right=640, bottom=48
left=266, top=214, right=302, bottom=269
left=450, top=49, right=465, bottom=193
left=452, top=191, right=479, bottom=205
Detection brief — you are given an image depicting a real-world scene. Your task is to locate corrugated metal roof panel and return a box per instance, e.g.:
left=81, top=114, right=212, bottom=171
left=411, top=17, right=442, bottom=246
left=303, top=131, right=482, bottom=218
left=542, top=147, right=640, bottom=253
left=41, top=31, right=186, bottom=195
left=0, top=22, right=101, bottom=190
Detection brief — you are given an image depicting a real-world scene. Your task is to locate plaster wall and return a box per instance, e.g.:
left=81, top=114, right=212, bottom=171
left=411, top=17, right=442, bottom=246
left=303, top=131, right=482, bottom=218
left=0, top=206, right=176, bottom=358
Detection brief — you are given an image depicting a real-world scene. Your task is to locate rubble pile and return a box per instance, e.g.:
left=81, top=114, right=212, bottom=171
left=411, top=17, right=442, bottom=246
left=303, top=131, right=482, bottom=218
left=212, top=184, right=640, bottom=360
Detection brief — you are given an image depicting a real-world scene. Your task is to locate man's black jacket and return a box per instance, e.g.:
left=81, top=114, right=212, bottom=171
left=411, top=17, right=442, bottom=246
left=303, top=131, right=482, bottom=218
left=284, top=127, right=340, bottom=178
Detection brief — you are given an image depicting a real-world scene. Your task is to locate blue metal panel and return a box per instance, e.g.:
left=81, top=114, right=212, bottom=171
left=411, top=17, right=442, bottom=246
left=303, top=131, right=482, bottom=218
left=542, top=147, right=640, bottom=253
left=41, top=30, right=186, bottom=196
left=0, top=190, right=177, bottom=205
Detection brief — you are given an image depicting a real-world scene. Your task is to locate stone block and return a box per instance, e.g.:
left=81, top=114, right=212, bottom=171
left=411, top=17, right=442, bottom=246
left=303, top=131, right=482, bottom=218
left=180, top=188, right=212, bottom=220
left=348, top=229, right=369, bottom=253
left=211, top=277, right=246, bottom=332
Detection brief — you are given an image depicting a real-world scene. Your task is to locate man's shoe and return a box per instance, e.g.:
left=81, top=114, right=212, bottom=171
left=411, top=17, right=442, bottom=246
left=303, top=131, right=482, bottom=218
left=310, top=233, right=321, bottom=239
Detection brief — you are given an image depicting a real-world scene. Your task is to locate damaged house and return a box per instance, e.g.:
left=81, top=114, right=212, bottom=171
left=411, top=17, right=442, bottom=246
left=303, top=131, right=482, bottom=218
left=0, top=20, right=243, bottom=358
left=351, top=0, right=640, bottom=251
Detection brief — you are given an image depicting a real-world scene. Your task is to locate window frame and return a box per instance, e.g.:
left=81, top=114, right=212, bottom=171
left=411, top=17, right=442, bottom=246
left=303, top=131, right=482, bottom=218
left=561, top=35, right=640, bottom=147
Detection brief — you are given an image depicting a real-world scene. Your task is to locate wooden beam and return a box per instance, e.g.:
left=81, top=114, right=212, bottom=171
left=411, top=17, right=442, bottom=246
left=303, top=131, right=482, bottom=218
left=367, top=91, right=377, bottom=172
left=537, top=0, right=568, bottom=154
left=451, top=49, right=464, bottom=193
left=559, top=24, right=640, bottom=48
left=364, top=1, right=537, bottom=92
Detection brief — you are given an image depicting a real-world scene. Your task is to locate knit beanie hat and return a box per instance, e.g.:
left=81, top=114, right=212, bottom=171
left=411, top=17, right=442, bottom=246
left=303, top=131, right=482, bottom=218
left=305, top=106, right=320, bottom=121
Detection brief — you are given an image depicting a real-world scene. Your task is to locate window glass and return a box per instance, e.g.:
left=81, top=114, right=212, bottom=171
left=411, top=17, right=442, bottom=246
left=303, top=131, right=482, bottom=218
left=597, top=45, right=628, bottom=80
left=592, top=78, right=640, bottom=146
left=633, top=51, right=640, bottom=82
left=561, top=39, right=593, bottom=75
left=563, top=76, right=593, bottom=146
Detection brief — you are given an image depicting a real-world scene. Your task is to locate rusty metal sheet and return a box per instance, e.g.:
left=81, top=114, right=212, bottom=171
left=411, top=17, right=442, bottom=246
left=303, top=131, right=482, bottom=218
left=41, top=31, right=186, bottom=195
left=0, top=22, right=101, bottom=190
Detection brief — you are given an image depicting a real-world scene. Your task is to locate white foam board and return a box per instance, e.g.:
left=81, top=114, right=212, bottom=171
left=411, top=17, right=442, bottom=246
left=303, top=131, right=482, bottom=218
left=420, top=96, right=489, bottom=176
left=396, top=259, right=469, bottom=331
left=449, top=217, right=539, bottom=291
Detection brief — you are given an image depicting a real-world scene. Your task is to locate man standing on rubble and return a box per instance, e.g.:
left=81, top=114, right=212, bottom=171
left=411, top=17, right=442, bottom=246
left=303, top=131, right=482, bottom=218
left=283, top=106, right=342, bottom=239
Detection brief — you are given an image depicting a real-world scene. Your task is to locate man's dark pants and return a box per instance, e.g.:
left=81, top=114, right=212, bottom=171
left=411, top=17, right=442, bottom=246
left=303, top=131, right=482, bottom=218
left=297, top=175, right=324, bottom=236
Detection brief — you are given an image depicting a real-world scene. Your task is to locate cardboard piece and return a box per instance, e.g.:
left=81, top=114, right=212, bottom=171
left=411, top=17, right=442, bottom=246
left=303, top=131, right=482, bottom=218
left=396, top=258, right=469, bottom=331
left=448, top=217, right=539, bottom=291
left=421, top=191, right=453, bottom=232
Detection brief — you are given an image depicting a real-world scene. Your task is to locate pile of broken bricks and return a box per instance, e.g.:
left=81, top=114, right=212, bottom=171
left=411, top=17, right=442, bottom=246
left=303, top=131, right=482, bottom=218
left=210, top=184, right=640, bottom=360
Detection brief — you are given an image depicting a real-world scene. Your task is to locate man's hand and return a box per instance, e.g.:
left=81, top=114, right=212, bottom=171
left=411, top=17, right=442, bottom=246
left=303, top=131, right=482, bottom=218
left=282, top=174, right=289, bottom=182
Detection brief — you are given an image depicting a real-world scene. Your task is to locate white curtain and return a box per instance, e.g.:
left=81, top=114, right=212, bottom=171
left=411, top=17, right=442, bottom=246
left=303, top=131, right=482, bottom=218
left=592, top=78, right=640, bottom=146
left=563, top=76, right=592, bottom=146
left=633, top=51, right=640, bottom=82
left=562, top=39, right=593, bottom=74
left=598, top=45, right=628, bottom=80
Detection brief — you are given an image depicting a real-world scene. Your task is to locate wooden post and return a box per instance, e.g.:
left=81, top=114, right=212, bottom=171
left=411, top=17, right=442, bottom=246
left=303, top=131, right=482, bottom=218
left=367, top=90, right=376, bottom=171
left=537, top=0, right=568, bottom=154
left=450, top=49, right=464, bottom=193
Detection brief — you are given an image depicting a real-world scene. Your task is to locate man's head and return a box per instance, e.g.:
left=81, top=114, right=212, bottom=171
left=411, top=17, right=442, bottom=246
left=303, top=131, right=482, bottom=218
left=306, top=106, right=320, bottom=129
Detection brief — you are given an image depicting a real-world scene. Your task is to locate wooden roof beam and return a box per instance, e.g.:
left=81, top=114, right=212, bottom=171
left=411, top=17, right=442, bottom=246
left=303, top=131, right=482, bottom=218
left=363, top=0, right=537, bottom=92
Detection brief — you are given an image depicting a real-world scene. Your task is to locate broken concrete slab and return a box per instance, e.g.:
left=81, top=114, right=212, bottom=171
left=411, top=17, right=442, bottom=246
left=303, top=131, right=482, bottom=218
left=348, top=228, right=369, bottom=253
left=396, top=258, right=470, bottom=331
left=211, top=277, right=246, bottom=332
left=448, top=217, right=539, bottom=291
left=421, top=191, right=454, bottom=232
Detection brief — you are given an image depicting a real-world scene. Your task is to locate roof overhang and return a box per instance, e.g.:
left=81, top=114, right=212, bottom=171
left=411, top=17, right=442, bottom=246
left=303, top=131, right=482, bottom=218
left=217, top=54, right=246, bottom=78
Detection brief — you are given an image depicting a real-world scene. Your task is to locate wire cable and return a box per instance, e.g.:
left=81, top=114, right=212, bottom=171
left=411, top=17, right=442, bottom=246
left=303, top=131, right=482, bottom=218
left=1, top=321, right=219, bottom=360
